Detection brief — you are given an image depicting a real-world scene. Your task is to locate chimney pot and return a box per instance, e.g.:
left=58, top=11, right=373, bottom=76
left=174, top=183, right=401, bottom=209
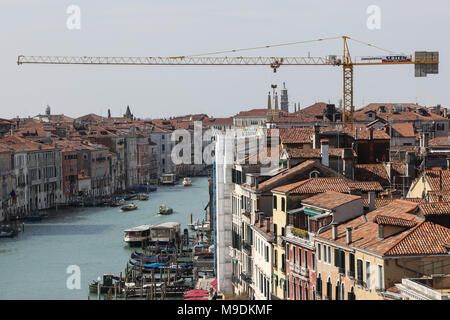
left=331, top=223, right=338, bottom=240
left=368, top=191, right=376, bottom=211
left=346, top=226, right=352, bottom=244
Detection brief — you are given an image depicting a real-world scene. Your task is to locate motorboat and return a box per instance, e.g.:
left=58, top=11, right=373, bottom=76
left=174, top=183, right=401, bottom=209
left=121, top=203, right=138, bottom=211
left=182, top=177, right=192, bottom=186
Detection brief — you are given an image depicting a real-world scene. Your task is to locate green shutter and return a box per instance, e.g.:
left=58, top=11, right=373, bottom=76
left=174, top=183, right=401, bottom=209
left=334, top=248, right=340, bottom=267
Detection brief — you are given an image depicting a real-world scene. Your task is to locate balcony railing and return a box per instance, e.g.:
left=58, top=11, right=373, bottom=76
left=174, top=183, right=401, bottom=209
left=300, top=267, right=309, bottom=278
left=242, top=242, right=252, bottom=256
left=356, top=279, right=365, bottom=287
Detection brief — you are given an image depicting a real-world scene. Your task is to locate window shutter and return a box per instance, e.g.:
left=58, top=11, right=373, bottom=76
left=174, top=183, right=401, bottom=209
left=334, top=248, right=340, bottom=267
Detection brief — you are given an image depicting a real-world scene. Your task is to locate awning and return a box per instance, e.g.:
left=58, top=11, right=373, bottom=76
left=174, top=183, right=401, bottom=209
left=304, top=208, right=322, bottom=216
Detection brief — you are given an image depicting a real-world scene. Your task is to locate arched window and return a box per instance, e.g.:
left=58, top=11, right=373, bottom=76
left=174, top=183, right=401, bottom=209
left=335, top=280, right=340, bottom=300
left=309, top=170, right=320, bottom=178
left=341, top=283, right=345, bottom=301
left=326, top=277, right=332, bottom=300
left=305, top=283, right=309, bottom=300
left=348, top=286, right=355, bottom=300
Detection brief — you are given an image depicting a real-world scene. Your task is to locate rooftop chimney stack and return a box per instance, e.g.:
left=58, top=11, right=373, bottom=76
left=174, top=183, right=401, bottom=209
left=368, top=191, right=376, bottom=212
left=265, top=217, right=271, bottom=233
left=346, top=226, right=352, bottom=244
left=321, top=139, right=329, bottom=167
left=331, top=223, right=338, bottom=240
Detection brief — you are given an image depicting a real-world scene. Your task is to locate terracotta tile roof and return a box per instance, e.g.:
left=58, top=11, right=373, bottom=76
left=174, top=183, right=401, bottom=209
left=237, top=145, right=281, bottom=165
left=419, top=202, right=450, bottom=216
left=362, top=197, right=396, bottom=208
left=355, top=103, right=448, bottom=121
left=254, top=160, right=340, bottom=192
left=302, top=191, right=362, bottom=210
left=0, top=136, right=55, bottom=152
left=203, top=117, right=234, bottom=125
left=423, top=169, right=450, bottom=191
left=234, top=108, right=269, bottom=117
left=272, top=177, right=382, bottom=194
left=384, top=222, right=450, bottom=256
left=315, top=200, right=446, bottom=256
left=348, top=181, right=384, bottom=192
left=284, top=147, right=356, bottom=159
left=429, top=136, right=450, bottom=148
left=427, top=190, right=450, bottom=202
left=253, top=215, right=274, bottom=237
left=373, top=215, right=418, bottom=228
left=391, top=122, right=415, bottom=138
left=279, top=128, right=313, bottom=144
left=355, top=164, right=390, bottom=185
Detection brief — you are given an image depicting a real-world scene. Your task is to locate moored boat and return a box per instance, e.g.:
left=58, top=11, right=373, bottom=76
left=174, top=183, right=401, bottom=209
left=139, top=194, right=149, bottom=201
left=121, top=203, right=138, bottom=211
left=111, top=198, right=125, bottom=207
left=123, top=224, right=152, bottom=246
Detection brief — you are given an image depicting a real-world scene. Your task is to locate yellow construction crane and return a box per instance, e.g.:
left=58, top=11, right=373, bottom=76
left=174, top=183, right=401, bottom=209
left=17, top=36, right=439, bottom=128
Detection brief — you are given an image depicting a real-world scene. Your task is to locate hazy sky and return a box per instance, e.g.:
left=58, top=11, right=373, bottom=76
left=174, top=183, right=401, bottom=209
left=1, top=0, right=448, bottom=119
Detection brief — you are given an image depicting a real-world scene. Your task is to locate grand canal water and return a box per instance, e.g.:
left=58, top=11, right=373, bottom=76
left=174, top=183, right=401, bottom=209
left=0, top=177, right=210, bottom=300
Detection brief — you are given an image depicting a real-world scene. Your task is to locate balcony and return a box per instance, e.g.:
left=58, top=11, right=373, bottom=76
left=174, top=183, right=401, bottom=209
left=240, top=272, right=253, bottom=284
left=347, top=270, right=355, bottom=279
left=242, top=242, right=252, bottom=256
left=356, top=279, right=365, bottom=288
left=338, top=267, right=345, bottom=275
left=232, top=275, right=241, bottom=286
left=300, top=267, right=309, bottom=278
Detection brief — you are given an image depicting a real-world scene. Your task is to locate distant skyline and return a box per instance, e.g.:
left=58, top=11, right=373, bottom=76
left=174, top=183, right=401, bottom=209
left=1, top=0, right=448, bottom=119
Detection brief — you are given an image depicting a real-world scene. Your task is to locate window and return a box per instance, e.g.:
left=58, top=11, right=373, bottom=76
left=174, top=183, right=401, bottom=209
left=318, top=244, right=321, bottom=261
left=323, top=245, right=327, bottom=263
left=305, top=283, right=309, bottom=300
left=304, top=251, right=308, bottom=268
left=312, top=253, right=316, bottom=271
left=286, top=244, right=290, bottom=260
left=293, top=278, right=297, bottom=300
left=349, top=253, right=355, bottom=277
left=366, top=261, right=371, bottom=289
left=309, top=170, right=320, bottom=178
left=341, top=283, right=345, bottom=301
left=357, top=259, right=363, bottom=282
left=273, top=196, right=277, bottom=210
left=293, top=247, right=296, bottom=264
left=281, top=197, right=286, bottom=212
left=328, top=247, right=331, bottom=264
left=377, top=265, right=383, bottom=290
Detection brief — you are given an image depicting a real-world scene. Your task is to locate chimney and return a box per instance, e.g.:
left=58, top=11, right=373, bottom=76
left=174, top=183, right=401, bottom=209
left=267, top=92, right=272, bottom=112
left=369, top=128, right=374, bottom=140
left=368, top=191, right=375, bottom=212
left=331, top=223, right=338, bottom=240
left=444, top=108, right=448, bottom=118
left=265, top=217, right=271, bottom=233
left=342, top=148, right=354, bottom=179
left=346, top=226, right=352, bottom=244
left=274, top=93, right=279, bottom=115
left=312, top=125, right=320, bottom=148
left=259, top=213, right=265, bottom=228
left=320, top=139, right=329, bottom=167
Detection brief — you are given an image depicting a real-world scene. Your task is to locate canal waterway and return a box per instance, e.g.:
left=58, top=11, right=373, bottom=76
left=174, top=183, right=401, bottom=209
left=0, top=177, right=210, bottom=300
